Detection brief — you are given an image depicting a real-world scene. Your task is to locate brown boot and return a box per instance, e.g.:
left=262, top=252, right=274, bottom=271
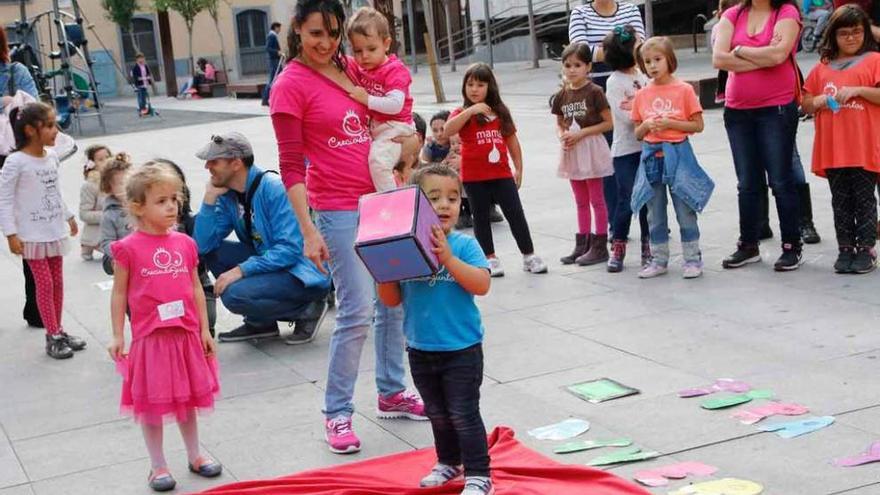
left=576, top=234, right=609, bottom=266
left=560, top=233, right=590, bottom=265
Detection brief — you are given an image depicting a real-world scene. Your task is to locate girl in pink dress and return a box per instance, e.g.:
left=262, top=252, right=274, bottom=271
left=107, top=163, right=221, bottom=492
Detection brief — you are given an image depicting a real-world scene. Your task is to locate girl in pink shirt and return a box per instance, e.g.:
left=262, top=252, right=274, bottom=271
left=108, top=164, right=221, bottom=492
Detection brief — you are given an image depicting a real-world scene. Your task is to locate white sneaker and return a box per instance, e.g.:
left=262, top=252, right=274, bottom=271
left=461, top=476, right=495, bottom=495
left=420, top=463, right=464, bottom=487
left=488, top=258, right=505, bottom=277
left=682, top=261, right=704, bottom=279
left=523, top=254, right=548, bottom=274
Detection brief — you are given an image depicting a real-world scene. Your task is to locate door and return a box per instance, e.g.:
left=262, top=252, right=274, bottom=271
left=236, top=9, right=269, bottom=77
left=120, top=17, right=162, bottom=82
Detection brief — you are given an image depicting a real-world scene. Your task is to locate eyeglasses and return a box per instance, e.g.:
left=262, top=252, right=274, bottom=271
left=836, top=28, right=865, bottom=40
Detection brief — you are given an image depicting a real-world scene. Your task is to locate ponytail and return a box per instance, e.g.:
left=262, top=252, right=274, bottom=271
left=9, top=102, right=53, bottom=151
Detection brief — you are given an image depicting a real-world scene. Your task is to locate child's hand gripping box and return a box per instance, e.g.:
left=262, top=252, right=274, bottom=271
left=355, top=185, right=440, bottom=283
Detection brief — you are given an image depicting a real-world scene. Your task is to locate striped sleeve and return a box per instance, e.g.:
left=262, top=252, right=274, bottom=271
left=568, top=7, right=588, bottom=44
left=567, top=3, right=647, bottom=48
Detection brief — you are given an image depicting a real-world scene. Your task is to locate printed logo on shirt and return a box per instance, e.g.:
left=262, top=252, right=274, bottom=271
left=560, top=100, right=589, bottom=120
left=823, top=82, right=865, bottom=111
left=403, top=266, right=456, bottom=287
left=329, top=110, right=370, bottom=149
left=141, top=246, right=189, bottom=278
left=649, top=97, right=675, bottom=117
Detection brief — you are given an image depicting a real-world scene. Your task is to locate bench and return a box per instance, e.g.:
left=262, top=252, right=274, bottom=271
left=197, top=70, right=228, bottom=98
left=227, top=81, right=267, bottom=99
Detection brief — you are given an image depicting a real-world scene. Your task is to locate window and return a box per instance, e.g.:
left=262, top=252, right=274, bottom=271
left=120, top=18, right=161, bottom=81
left=236, top=9, right=269, bottom=77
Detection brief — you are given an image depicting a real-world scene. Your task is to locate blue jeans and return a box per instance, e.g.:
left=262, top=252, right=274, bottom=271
left=136, top=87, right=148, bottom=112
left=316, top=210, right=407, bottom=418
left=612, top=152, right=650, bottom=242
left=724, top=102, right=801, bottom=245
left=262, top=59, right=280, bottom=104
left=409, top=344, right=489, bottom=477
left=203, top=240, right=328, bottom=326
left=647, top=157, right=701, bottom=265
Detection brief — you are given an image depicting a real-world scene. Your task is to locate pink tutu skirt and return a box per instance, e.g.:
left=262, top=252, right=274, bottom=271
left=558, top=133, right=613, bottom=180
left=22, top=239, right=69, bottom=259
left=117, top=327, right=220, bottom=425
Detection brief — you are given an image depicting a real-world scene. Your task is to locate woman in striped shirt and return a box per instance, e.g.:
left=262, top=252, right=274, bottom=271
left=568, top=0, right=646, bottom=89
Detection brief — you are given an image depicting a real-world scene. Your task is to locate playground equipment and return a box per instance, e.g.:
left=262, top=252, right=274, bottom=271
left=9, top=0, right=107, bottom=134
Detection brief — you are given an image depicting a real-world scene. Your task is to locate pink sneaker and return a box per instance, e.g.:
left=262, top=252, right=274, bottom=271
left=377, top=391, right=428, bottom=420
left=325, top=415, right=361, bottom=454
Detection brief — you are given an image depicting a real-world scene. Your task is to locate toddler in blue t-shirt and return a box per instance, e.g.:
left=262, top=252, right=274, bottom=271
left=378, top=164, right=494, bottom=495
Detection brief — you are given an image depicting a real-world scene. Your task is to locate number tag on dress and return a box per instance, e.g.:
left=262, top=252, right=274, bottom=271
left=157, top=300, right=185, bottom=321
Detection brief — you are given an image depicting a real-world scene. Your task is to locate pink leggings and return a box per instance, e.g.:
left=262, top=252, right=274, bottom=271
left=570, top=179, right=608, bottom=235
left=26, top=257, right=64, bottom=335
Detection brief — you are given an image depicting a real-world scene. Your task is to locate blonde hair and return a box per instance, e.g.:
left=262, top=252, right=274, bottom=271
left=124, top=163, right=183, bottom=217
left=100, top=158, right=132, bottom=195
left=347, top=7, right=390, bottom=40
left=637, top=36, right=678, bottom=75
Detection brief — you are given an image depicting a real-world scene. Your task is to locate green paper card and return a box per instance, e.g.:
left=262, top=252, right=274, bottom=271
left=587, top=446, right=661, bottom=466
left=554, top=438, right=633, bottom=454
left=567, top=378, right=640, bottom=403
left=701, top=389, right=774, bottom=410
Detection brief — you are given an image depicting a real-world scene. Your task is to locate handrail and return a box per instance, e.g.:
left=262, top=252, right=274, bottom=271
left=692, top=14, right=708, bottom=53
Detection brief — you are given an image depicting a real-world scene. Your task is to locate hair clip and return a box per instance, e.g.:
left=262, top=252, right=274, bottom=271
left=614, top=25, right=633, bottom=43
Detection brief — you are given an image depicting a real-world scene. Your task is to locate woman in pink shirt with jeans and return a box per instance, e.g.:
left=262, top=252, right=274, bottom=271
left=269, top=0, right=426, bottom=455
left=713, top=0, right=805, bottom=271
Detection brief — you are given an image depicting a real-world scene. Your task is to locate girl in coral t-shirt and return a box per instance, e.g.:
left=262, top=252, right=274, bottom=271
left=444, top=63, right=548, bottom=277
left=803, top=5, right=880, bottom=274
left=108, top=164, right=221, bottom=491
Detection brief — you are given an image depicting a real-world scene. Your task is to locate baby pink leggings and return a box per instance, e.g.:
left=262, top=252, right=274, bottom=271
left=26, top=257, right=64, bottom=335
left=570, top=179, right=608, bottom=235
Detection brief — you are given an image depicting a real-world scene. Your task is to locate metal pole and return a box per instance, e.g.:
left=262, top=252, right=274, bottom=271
left=482, top=0, right=493, bottom=68
left=444, top=0, right=456, bottom=72
left=644, top=0, right=654, bottom=38
left=70, top=0, right=105, bottom=132
left=526, top=0, right=539, bottom=68
left=406, top=0, right=418, bottom=73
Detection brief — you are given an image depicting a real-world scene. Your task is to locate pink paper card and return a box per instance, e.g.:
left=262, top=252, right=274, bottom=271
left=679, top=378, right=751, bottom=398
left=731, top=402, right=809, bottom=425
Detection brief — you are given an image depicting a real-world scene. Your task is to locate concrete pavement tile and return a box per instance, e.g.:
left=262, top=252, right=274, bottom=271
left=480, top=311, right=570, bottom=347
left=198, top=382, right=325, bottom=448
left=750, top=311, right=880, bottom=363
left=571, top=309, right=791, bottom=378
left=833, top=407, right=880, bottom=436
left=744, top=353, right=880, bottom=414
left=0, top=432, right=27, bottom=489
left=211, top=342, right=312, bottom=398
left=830, top=484, right=880, bottom=494
left=519, top=290, right=677, bottom=332
left=30, top=448, right=230, bottom=495
left=671, top=422, right=879, bottom=494
left=252, top=328, right=376, bottom=382
left=206, top=418, right=413, bottom=481
left=14, top=420, right=184, bottom=481
left=484, top=332, right=627, bottom=383
left=0, top=485, right=34, bottom=495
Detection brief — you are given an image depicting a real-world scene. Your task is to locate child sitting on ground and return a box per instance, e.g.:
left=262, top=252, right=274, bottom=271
left=378, top=164, right=494, bottom=495
left=79, top=144, right=112, bottom=260
left=347, top=7, right=415, bottom=192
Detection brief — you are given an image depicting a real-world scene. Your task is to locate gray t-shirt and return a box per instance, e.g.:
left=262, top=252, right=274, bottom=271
left=606, top=70, right=648, bottom=157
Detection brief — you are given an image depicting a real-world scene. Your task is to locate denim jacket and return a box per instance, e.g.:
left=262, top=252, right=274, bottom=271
left=194, top=165, right=331, bottom=290
left=631, top=139, right=714, bottom=214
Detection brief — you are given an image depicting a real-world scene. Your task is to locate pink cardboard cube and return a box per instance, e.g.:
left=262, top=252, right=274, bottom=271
left=355, top=185, right=440, bottom=283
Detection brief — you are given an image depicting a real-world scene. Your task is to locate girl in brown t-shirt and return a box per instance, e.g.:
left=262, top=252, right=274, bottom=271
left=551, top=42, right=614, bottom=266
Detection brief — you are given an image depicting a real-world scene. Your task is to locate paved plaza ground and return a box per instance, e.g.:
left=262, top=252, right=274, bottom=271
left=3, top=50, right=880, bottom=495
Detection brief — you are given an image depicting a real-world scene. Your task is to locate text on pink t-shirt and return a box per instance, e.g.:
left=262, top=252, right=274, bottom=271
left=110, top=230, right=201, bottom=341
left=631, top=80, right=703, bottom=143
left=723, top=4, right=801, bottom=109
left=270, top=60, right=374, bottom=211
left=351, top=55, right=414, bottom=124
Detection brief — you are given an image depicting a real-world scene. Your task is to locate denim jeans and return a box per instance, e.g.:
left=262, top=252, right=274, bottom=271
left=724, top=102, right=801, bottom=245
left=409, top=344, right=489, bottom=477
left=136, top=87, right=148, bottom=112
left=648, top=181, right=701, bottom=264
left=262, top=59, right=280, bottom=104
left=203, top=240, right=328, bottom=326
left=612, top=151, right=650, bottom=242
left=316, top=210, right=407, bottom=418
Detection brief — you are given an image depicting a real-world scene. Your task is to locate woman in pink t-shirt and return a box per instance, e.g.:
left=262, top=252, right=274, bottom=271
left=713, top=0, right=806, bottom=272
left=269, top=0, right=426, bottom=457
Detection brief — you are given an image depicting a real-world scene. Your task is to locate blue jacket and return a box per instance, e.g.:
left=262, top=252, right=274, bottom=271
left=194, top=165, right=330, bottom=290
left=631, top=139, right=714, bottom=214
left=266, top=31, right=281, bottom=64
left=0, top=62, right=38, bottom=102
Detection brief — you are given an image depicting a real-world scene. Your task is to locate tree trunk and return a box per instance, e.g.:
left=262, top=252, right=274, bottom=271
left=212, top=20, right=229, bottom=75
left=127, top=28, right=140, bottom=54
left=187, top=24, right=195, bottom=74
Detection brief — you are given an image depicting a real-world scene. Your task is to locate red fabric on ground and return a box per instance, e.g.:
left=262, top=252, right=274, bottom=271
left=197, top=427, right=652, bottom=495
